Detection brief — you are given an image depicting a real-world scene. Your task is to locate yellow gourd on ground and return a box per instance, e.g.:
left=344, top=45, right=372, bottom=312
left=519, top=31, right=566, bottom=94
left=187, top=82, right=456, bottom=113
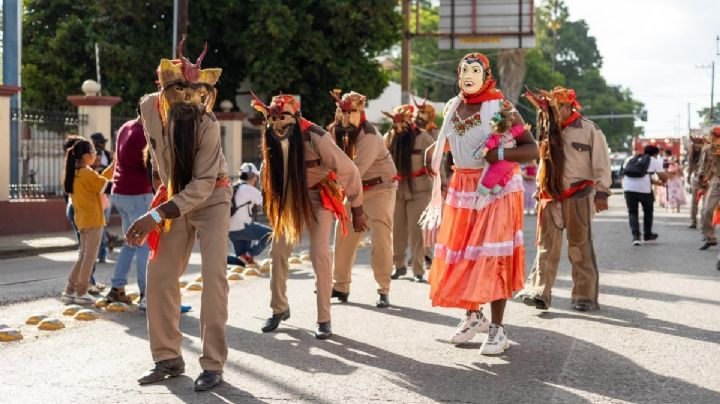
left=37, top=318, right=65, bottom=331
left=106, top=302, right=129, bottom=312
left=25, top=314, right=48, bottom=325
left=243, top=267, right=261, bottom=277
left=74, top=309, right=100, bottom=321
left=63, top=305, right=83, bottom=316
left=0, top=326, right=23, bottom=342
left=227, top=272, right=245, bottom=281
left=186, top=282, right=203, bottom=291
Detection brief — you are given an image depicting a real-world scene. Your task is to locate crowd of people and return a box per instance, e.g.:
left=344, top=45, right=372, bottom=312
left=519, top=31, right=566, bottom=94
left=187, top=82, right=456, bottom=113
left=55, top=38, right=646, bottom=392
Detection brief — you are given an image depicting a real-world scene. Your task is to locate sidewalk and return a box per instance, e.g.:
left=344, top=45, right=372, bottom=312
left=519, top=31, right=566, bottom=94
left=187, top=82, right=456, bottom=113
left=0, top=226, right=124, bottom=259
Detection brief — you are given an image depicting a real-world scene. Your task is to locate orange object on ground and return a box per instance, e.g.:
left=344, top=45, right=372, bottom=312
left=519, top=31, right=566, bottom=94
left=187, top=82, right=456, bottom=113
left=428, top=167, right=525, bottom=309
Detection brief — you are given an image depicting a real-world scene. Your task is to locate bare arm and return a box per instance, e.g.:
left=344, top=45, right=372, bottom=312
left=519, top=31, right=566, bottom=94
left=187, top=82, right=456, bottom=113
left=485, top=113, right=538, bottom=164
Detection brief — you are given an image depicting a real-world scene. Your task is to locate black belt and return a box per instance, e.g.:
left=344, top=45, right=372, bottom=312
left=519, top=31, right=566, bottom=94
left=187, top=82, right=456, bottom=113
left=362, top=176, right=384, bottom=188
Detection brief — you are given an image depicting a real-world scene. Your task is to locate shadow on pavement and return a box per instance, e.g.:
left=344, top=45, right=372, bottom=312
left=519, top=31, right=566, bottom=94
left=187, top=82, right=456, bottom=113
left=160, top=375, right=268, bottom=404
left=103, top=295, right=720, bottom=403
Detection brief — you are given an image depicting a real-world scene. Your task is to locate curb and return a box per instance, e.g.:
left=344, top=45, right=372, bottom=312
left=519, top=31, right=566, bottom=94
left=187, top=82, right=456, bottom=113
left=0, top=239, right=124, bottom=260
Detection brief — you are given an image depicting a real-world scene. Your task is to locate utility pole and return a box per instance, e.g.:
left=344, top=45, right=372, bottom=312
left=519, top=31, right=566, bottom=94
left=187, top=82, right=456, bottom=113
left=696, top=61, right=715, bottom=122
left=172, top=0, right=189, bottom=58
left=401, top=0, right=411, bottom=104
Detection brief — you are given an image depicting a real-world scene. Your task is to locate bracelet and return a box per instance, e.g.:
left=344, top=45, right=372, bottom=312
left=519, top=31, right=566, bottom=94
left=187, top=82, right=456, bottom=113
left=149, top=208, right=162, bottom=223
left=498, top=144, right=505, bottom=161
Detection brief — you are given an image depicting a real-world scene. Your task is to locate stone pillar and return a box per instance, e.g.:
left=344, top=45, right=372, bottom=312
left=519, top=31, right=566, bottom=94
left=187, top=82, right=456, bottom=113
left=216, top=100, right=247, bottom=177
left=67, top=80, right=121, bottom=150
left=0, top=85, right=22, bottom=201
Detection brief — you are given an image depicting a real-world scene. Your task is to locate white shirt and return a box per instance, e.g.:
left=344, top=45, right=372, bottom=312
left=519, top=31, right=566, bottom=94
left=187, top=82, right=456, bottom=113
left=229, top=182, right=263, bottom=231
left=446, top=99, right=500, bottom=169
left=622, top=156, right=663, bottom=194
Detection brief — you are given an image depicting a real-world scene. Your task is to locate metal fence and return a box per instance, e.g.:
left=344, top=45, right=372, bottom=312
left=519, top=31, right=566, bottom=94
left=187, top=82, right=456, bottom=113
left=10, top=109, right=87, bottom=199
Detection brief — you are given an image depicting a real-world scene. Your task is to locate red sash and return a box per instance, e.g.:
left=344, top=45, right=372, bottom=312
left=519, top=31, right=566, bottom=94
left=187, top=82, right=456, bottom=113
left=393, top=167, right=429, bottom=182
left=311, top=172, right=350, bottom=237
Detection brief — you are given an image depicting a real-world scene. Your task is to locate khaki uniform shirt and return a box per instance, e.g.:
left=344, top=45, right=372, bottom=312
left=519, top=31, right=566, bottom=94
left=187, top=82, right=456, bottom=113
left=304, top=125, right=363, bottom=208
left=551, top=117, right=612, bottom=198
left=698, top=144, right=720, bottom=186
left=139, top=93, right=231, bottom=217
left=330, top=124, right=397, bottom=191
left=384, top=129, right=435, bottom=199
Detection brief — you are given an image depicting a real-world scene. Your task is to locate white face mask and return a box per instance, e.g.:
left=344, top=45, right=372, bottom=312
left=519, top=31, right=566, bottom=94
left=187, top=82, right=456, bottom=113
left=458, top=61, right=485, bottom=95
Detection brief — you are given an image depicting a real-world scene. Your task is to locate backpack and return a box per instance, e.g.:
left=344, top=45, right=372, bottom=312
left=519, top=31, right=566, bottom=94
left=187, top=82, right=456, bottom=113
left=230, top=182, right=253, bottom=217
left=623, top=155, right=652, bottom=178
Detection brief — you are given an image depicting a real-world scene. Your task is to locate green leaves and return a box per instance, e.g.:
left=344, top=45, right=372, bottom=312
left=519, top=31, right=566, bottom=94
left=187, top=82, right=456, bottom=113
left=22, top=0, right=401, bottom=124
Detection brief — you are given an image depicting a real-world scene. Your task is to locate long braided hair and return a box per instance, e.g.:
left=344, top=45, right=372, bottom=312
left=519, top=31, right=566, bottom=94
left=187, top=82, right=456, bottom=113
left=387, top=125, right=418, bottom=192
left=537, top=105, right=565, bottom=199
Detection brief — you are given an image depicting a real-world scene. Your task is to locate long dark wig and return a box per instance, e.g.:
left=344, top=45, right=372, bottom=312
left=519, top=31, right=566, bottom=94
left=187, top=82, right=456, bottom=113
left=261, top=119, right=314, bottom=243
left=537, top=105, right=565, bottom=199
left=62, top=139, right=94, bottom=194
left=167, top=103, right=203, bottom=195
left=333, top=120, right=376, bottom=159
left=388, top=125, right=418, bottom=192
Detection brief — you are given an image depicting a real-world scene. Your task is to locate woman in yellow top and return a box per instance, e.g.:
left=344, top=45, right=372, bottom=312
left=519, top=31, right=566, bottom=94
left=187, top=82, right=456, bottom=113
left=61, top=139, right=113, bottom=305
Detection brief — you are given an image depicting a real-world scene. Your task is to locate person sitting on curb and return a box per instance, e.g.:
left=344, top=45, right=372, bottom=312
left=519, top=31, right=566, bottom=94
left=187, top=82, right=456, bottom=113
left=227, top=162, right=272, bottom=267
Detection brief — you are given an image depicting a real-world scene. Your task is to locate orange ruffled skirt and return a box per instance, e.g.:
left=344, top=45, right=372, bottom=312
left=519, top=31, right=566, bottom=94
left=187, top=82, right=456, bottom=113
left=429, top=167, right=525, bottom=309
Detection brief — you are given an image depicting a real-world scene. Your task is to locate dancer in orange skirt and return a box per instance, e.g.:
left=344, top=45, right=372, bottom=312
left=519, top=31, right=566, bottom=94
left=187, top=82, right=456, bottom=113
left=420, top=53, right=538, bottom=355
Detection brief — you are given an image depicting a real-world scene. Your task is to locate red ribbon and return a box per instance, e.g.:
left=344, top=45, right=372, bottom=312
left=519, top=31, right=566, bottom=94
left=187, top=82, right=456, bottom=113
left=393, top=166, right=429, bottom=182
left=313, top=172, right=350, bottom=237
left=536, top=180, right=594, bottom=246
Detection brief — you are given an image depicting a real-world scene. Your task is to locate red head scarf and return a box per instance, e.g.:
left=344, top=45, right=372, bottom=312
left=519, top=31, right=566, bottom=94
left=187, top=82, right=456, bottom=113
left=457, top=53, right=504, bottom=104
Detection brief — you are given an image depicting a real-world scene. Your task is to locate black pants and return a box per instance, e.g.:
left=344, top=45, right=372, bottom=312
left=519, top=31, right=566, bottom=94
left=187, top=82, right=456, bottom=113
left=624, top=191, right=654, bottom=239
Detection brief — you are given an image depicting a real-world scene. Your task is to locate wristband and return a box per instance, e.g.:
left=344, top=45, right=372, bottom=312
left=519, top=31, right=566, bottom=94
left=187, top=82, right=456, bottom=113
left=498, top=144, right=505, bottom=161
left=149, top=208, right=162, bottom=223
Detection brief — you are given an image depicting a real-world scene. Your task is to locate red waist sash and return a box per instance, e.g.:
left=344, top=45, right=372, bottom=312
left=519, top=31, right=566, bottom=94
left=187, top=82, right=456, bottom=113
left=311, top=172, right=349, bottom=237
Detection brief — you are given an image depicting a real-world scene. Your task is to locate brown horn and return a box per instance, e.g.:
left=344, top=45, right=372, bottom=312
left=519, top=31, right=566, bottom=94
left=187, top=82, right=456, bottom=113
left=196, top=42, right=208, bottom=67
left=250, top=91, right=269, bottom=110
left=329, top=90, right=342, bottom=104
left=177, top=35, right=188, bottom=61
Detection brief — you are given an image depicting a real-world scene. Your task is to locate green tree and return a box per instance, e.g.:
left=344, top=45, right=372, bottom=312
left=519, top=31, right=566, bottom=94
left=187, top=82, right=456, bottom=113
left=697, top=102, right=720, bottom=124
left=22, top=0, right=402, bottom=123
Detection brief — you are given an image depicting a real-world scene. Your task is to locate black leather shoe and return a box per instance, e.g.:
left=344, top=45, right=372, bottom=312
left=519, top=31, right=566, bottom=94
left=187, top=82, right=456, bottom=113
left=331, top=289, right=349, bottom=303
left=261, top=309, right=290, bottom=333
left=315, top=321, right=332, bottom=339
left=689, top=223, right=697, bottom=229
left=194, top=370, right=223, bottom=391
left=390, top=266, right=407, bottom=280
left=699, top=241, right=717, bottom=250
left=520, top=294, right=549, bottom=310
left=413, top=274, right=426, bottom=283
left=716, top=260, right=720, bottom=271
left=376, top=293, right=390, bottom=308
left=137, top=357, right=185, bottom=385
left=424, top=255, right=432, bottom=269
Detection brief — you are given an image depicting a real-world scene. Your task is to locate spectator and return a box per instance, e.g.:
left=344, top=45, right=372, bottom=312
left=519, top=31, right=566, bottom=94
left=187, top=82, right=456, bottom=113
left=90, top=132, right=115, bottom=263
left=666, top=156, right=686, bottom=213
left=622, top=145, right=667, bottom=246
left=227, top=163, right=272, bottom=266
left=104, top=114, right=153, bottom=305
left=60, top=139, right=113, bottom=305
left=63, top=136, right=104, bottom=295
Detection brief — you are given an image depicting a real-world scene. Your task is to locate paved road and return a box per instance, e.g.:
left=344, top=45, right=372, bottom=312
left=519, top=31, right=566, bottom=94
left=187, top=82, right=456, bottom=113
left=1, top=195, right=719, bottom=403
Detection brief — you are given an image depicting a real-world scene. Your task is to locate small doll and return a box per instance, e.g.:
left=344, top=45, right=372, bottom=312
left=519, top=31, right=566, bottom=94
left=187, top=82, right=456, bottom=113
left=474, top=100, right=527, bottom=195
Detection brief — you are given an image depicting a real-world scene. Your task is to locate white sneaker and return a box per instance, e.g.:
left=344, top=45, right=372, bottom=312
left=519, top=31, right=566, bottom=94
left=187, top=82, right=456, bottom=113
left=61, top=292, right=75, bottom=304
left=480, top=324, right=511, bottom=355
left=450, top=310, right=490, bottom=344
left=73, top=293, right=97, bottom=305
left=138, top=296, right=147, bottom=311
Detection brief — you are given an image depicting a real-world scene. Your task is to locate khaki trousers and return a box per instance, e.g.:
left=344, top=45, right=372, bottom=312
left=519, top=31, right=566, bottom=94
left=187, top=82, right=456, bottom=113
left=146, top=201, right=229, bottom=371
left=65, top=227, right=103, bottom=296
left=525, top=193, right=600, bottom=309
left=701, top=181, right=720, bottom=243
left=270, top=191, right=335, bottom=323
left=690, top=183, right=702, bottom=225
left=393, top=191, right=431, bottom=275
left=333, top=186, right=396, bottom=295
